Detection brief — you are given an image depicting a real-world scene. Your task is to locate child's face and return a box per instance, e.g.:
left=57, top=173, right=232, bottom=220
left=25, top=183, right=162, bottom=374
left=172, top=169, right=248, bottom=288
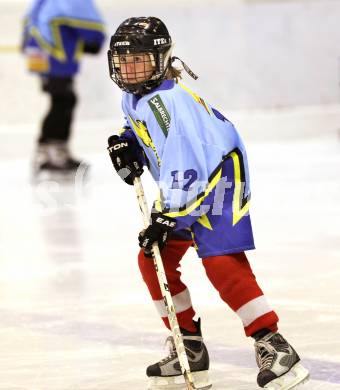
left=116, top=53, right=155, bottom=84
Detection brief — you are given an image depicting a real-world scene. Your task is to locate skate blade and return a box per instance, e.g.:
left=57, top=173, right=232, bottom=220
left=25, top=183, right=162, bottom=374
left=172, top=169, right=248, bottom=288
left=148, top=370, right=212, bottom=390
left=264, top=363, right=310, bottom=390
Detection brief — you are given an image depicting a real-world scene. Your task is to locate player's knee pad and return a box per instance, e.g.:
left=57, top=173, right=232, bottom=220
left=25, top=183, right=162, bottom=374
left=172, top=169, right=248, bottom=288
left=203, top=252, right=251, bottom=285
left=203, top=253, right=263, bottom=310
left=138, top=242, right=190, bottom=297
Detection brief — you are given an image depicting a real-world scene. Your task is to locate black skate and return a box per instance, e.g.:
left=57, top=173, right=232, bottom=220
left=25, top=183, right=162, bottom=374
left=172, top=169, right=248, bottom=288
left=255, top=332, right=309, bottom=389
left=147, top=319, right=212, bottom=390
left=32, top=141, right=89, bottom=181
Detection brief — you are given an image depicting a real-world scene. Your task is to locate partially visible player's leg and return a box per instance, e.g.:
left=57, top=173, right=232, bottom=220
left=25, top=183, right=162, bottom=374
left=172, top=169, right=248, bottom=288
left=138, top=237, right=196, bottom=332
left=33, top=76, right=84, bottom=175
left=40, top=76, right=77, bottom=143
left=138, top=237, right=212, bottom=389
left=202, top=252, right=309, bottom=389
left=202, top=252, right=278, bottom=336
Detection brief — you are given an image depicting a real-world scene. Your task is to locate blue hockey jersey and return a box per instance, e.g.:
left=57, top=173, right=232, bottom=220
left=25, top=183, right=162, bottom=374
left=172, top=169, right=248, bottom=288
left=119, top=80, right=255, bottom=257
left=22, top=0, right=106, bottom=76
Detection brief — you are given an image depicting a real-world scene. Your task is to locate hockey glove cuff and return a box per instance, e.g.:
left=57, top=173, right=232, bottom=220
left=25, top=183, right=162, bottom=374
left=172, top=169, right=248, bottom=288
left=107, top=135, right=144, bottom=185
left=138, top=212, right=177, bottom=257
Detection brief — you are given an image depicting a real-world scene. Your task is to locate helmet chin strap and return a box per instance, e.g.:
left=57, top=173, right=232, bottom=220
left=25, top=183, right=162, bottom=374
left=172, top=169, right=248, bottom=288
left=171, top=56, right=198, bottom=80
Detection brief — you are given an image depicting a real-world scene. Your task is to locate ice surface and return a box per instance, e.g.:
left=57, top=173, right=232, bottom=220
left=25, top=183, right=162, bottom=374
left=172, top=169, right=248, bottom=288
left=1, top=128, right=340, bottom=390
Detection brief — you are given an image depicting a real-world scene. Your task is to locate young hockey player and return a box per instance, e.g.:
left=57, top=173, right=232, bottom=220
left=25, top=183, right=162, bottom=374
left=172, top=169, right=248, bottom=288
left=22, top=0, right=106, bottom=176
left=107, top=17, right=310, bottom=390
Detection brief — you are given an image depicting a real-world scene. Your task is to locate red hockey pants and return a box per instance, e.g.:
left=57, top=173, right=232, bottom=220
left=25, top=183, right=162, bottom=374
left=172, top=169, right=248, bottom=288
left=138, top=239, right=278, bottom=336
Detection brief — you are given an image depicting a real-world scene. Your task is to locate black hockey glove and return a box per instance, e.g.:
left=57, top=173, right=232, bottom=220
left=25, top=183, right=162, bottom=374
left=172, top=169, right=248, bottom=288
left=138, top=212, right=177, bottom=257
left=83, top=41, right=102, bottom=54
left=107, top=135, right=144, bottom=185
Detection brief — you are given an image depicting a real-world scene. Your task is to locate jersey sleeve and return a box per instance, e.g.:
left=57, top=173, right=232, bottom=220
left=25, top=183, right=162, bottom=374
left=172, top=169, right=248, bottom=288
left=67, top=0, right=106, bottom=46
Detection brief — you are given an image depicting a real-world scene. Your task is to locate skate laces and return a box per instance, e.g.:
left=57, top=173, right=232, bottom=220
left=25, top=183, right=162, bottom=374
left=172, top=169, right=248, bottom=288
left=160, top=336, right=177, bottom=364
left=255, top=340, right=276, bottom=372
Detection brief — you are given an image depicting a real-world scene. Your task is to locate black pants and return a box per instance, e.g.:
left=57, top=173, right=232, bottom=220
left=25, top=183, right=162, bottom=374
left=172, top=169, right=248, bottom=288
left=39, top=76, right=77, bottom=144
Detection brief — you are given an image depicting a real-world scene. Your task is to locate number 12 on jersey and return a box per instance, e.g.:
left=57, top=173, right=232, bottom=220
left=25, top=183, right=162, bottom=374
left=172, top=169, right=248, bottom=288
left=170, top=169, right=198, bottom=191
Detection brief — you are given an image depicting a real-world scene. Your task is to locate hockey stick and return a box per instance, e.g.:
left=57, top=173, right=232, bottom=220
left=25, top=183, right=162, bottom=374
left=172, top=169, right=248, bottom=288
left=133, top=177, right=196, bottom=390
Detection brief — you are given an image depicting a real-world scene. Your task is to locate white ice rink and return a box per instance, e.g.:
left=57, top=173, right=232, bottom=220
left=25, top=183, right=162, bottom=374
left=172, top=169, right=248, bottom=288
left=1, top=1, right=340, bottom=389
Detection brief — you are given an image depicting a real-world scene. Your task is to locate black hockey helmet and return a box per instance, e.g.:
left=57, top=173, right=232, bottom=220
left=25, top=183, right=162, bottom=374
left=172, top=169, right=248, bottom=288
left=108, top=17, right=173, bottom=95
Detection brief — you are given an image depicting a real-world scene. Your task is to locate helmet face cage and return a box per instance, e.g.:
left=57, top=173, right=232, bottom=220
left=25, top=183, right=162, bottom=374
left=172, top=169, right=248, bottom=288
left=108, top=17, right=173, bottom=95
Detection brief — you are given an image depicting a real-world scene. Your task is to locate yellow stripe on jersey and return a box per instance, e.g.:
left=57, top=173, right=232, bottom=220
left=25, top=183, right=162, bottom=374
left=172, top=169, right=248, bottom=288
left=128, top=115, right=161, bottom=167
left=118, top=127, right=128, bottom=136
left=178, top=83, right=212, bottom=115
left=74, top=39, right=85, bottom=61
left=197, top=213, right=213, bottom=230
left=29, top=17, right=105, bottom=61
left=230, top=151, right=250, bottom=226
left=155, top=148, right=250, bottom=226
left=155, top=167, right=222, bottom=218
left=191, top=231, right=198, bottom=250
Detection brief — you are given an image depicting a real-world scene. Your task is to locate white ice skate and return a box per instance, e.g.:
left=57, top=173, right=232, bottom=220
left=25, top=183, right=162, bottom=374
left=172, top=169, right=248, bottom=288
left=147, top=319, right=212, bottom=390
left=32, top=141, right=89, bottom=182
left=255, top=332, right=310, bottom=390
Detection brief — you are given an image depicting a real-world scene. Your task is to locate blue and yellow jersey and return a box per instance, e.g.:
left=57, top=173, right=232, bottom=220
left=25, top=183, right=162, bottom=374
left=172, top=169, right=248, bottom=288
left=120, top=80, right=255, bottom=257
left=23, top=0, right=106, bottom=76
